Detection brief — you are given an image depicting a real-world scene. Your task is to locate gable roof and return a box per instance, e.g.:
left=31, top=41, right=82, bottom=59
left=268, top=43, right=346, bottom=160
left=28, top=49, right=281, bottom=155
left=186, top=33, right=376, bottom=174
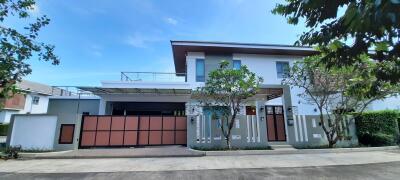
left=16, top=80, right=53, bottom=95
left=171, top=40, right=317, bottom=74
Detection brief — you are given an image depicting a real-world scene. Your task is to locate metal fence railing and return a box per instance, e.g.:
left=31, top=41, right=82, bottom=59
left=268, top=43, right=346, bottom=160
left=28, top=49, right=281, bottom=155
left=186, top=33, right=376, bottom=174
left=120, top=72, right=187, bottom=82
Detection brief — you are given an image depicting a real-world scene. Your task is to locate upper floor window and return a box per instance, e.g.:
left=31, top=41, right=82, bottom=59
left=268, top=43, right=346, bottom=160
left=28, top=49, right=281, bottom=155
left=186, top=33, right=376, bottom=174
left=196, top=59, right=205, bottom=82
left=276, top=61, right=289, bottom=78
left=233, top=60, right=241, bottom=70
left=32, top=96, right=40, bottom=105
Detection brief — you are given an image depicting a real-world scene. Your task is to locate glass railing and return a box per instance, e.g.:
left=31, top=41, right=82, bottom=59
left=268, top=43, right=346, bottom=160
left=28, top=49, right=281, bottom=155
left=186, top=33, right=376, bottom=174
left=120, top=72, right=187, bottom=82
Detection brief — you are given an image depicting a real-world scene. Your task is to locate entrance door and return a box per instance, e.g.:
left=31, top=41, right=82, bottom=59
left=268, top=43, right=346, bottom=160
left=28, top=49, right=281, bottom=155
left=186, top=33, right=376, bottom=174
left=266, top=106, right=286, bottom=141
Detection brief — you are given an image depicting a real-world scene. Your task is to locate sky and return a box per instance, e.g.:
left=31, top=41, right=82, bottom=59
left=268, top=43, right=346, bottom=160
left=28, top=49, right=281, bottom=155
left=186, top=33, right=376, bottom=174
left=15, top=0, right=306, bottom=86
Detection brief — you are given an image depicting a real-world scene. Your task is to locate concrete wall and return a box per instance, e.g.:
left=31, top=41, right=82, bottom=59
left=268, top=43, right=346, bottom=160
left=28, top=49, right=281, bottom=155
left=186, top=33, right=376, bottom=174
left=289, top=115, right=358, bottom=148
left=7, top=115, right=57, bottom=150
left=47, top=98, right=100, bottom=151
left=186, top=103, right=268, bottom=149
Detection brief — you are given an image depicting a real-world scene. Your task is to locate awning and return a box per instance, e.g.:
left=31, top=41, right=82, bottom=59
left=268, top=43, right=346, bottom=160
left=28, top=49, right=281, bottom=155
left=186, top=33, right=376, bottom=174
left=77, top=87, right=192, bottom=95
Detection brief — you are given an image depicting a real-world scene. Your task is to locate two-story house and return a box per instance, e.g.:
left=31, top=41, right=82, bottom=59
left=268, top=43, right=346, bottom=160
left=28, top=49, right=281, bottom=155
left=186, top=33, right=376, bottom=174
left=8, top=41, right=363, bottom=151
left=0, top=80, right=53, bottom=124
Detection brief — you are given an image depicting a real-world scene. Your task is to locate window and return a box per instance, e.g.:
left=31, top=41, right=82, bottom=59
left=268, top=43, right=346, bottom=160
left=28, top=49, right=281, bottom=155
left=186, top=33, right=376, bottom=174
left=246, top=106, right=257, bottom=115
left=32, top=96, right=40, bottom=105
left=59, top=124, right=75, bottom=144
left=233, top=60, right=241, bottom=70
left=196, top=59, right=205, bottom=82
left=276, top=62, right=289, bottom=78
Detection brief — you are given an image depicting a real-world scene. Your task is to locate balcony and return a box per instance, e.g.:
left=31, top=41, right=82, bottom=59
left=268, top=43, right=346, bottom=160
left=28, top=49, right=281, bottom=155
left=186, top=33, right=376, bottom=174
left=120, top=72, right=187, bottom=83
left=51, top=86, right=97, bottom=97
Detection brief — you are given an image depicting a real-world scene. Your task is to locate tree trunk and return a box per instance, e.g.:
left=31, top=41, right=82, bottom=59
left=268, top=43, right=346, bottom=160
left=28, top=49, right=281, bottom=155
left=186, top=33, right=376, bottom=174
left=328, top=141, right=334, bottom=148
left=226, top=135, right=232, bottom=149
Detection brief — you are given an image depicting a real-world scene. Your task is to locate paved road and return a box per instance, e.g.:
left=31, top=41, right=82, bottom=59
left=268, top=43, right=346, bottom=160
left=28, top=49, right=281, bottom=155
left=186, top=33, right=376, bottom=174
left=0, top=161, right=399, bottom=180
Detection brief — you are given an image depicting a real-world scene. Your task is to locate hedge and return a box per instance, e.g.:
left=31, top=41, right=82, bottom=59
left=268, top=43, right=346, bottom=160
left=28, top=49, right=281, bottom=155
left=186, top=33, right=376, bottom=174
left=355, top=110, right=400, bottom=146
left=0, top=124, right=9, bottom=136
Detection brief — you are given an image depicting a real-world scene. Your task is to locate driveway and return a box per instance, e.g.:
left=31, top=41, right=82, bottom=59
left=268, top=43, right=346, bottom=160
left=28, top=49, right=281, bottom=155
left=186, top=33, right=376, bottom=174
left=1, top=161, right=399, bottom=180
left=20, top=145, right=204, bottom=159
left=1, top=150, right=400, bottom=173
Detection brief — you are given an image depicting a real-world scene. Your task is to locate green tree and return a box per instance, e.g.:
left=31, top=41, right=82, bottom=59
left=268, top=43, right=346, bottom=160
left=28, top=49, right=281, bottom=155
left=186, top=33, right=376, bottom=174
left=193, top=61, right=263, bottom=149
left=0, top=0, right=59, bottom=106
left=273, top=0, right=400, bottom=94
left=283, top=54, right=399, bottom=147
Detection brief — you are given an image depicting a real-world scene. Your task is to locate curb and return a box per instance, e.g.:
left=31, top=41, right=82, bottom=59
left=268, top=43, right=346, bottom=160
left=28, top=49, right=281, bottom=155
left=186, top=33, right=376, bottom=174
left=19, top=153, right=206, bottom=159
left=19, top=149, right=206, bottom=159
left=203, top=146, right=400, bottom=156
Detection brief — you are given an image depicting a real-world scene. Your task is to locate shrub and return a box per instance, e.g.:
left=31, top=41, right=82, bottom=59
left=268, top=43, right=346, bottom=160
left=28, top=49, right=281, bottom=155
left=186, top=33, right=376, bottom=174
left=355, top=110, right=400, bottom=146
left=0, top=124, right=9, bottom=136
left=1, top=146, right=21, bottom=160
left=357, top=133, right=394, bottom=147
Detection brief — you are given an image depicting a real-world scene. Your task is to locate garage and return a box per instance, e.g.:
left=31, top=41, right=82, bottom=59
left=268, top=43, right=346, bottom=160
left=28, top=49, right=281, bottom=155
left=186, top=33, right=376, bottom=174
left=79, top=115, right=187, bottom=148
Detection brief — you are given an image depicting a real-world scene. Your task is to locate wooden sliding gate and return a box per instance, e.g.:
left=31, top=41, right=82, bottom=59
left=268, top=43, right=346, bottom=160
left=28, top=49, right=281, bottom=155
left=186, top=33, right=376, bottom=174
left=79, top=116, right=187, bottom=148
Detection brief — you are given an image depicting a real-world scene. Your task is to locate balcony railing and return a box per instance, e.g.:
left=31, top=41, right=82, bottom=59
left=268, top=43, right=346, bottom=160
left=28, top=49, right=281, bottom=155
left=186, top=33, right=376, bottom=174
left=120, top=72, right=187, bottom=82
left=51, top=86, right=96, bottom=97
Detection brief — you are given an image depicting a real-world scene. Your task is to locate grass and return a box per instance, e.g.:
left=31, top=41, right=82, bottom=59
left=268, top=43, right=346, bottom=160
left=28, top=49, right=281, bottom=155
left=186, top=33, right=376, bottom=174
left=191, top=146, right=272, bottom=151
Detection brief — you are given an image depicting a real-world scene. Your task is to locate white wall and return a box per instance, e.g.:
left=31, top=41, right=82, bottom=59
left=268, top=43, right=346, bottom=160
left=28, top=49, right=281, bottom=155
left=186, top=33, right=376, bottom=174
left=233, top=54, right=299, bottom=84
left=9, top=115, right=57, bottom=150
left=369, top=96, right=400, bottom=111
left=20, top=94, right=49, bottom=114
left=0, top=110, right=17, bottom=124
left=186, top=52, right=206, bottom=88
left=186, top=52, right=319, bottom=116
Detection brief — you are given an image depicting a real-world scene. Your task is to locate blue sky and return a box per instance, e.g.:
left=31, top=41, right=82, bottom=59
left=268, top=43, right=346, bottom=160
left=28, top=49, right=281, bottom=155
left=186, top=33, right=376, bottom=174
left=20, top=0, right=306, bottom=86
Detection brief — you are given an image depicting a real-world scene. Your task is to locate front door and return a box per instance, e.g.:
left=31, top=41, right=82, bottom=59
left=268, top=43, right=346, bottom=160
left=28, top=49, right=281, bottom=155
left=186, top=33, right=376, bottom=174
left=266, top=106, right=286, bottom=141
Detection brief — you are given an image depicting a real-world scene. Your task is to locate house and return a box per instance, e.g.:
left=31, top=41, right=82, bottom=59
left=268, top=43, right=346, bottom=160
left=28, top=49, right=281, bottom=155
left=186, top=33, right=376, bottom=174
left=7, top=41, right=366, bottom=150
left=0, top=80, right=54, bottom=124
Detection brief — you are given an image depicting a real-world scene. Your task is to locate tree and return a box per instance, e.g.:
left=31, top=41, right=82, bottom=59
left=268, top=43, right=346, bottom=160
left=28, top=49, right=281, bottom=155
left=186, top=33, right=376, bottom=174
left=0, top=0, right=59, bottom=106
left=273, top=0, right=400, bottom=94
left=283, top=54, right=399, bottom=147
left=193, top=61, right=263, bottom=149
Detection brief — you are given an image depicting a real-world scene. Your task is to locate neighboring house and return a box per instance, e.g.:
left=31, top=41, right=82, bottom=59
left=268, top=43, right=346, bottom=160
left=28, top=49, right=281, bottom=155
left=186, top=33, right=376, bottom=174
left=9, top=41, right=386, bottom=150
left=0, top=80, right=53, bottom=124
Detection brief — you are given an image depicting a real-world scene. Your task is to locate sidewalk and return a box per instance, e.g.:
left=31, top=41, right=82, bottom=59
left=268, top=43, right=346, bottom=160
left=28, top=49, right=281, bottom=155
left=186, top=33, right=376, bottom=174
left=1, top=150, right=400, bottom=173
left=19, top=145, right=399, bottom=159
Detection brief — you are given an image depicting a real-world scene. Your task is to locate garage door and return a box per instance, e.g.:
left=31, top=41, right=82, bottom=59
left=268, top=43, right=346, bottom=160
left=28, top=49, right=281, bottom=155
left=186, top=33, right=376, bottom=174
left=79, top=115, right=187, bottom=148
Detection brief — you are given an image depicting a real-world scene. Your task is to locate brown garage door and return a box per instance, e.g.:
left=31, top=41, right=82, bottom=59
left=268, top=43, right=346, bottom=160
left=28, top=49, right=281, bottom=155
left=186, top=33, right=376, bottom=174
left=79, top=115, right=187, bottom=148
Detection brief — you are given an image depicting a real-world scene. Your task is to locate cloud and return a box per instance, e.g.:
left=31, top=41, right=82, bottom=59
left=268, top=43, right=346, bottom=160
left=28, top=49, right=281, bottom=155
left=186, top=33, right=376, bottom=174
left=125, top=33, right=163, bottom=48
left=28, top=4, right=40, bottom=15
left=164, top=17, right=178, bottom=25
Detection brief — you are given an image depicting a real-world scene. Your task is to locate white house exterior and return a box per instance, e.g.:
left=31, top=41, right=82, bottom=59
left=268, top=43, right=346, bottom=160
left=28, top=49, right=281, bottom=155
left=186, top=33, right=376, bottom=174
left=0, top=80, right=52, bottom=124
left=8, top=40, right=397, bottom=150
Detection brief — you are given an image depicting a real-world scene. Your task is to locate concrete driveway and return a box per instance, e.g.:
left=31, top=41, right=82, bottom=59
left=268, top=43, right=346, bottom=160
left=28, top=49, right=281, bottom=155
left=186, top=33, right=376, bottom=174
left=1, top=150, right=400, bottom=173
left=20, top=145, right=204, bottom=159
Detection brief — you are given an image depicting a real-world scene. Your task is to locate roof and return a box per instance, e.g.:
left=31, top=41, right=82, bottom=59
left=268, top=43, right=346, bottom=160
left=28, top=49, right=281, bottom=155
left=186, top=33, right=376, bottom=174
left=171, top=40, right=318, bottom=73
left=77, top=87, right=192, bottom=95
left=16, top=80, right=53, bottom=95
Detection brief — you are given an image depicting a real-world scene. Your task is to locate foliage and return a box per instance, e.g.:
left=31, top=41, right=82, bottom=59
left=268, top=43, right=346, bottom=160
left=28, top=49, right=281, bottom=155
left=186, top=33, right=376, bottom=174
left=273, top=0, right=400, bottom=95
left=355, top=110, right=400, bottom=146
left=192, top=60, right=263, bottom=149
left=0, top=0, right=59, bottom=107
left=283, top=54, right=399, bottom=148
left=0, top=124, right=9, bottom=136
left=1, top=145, right=20, bottom=160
